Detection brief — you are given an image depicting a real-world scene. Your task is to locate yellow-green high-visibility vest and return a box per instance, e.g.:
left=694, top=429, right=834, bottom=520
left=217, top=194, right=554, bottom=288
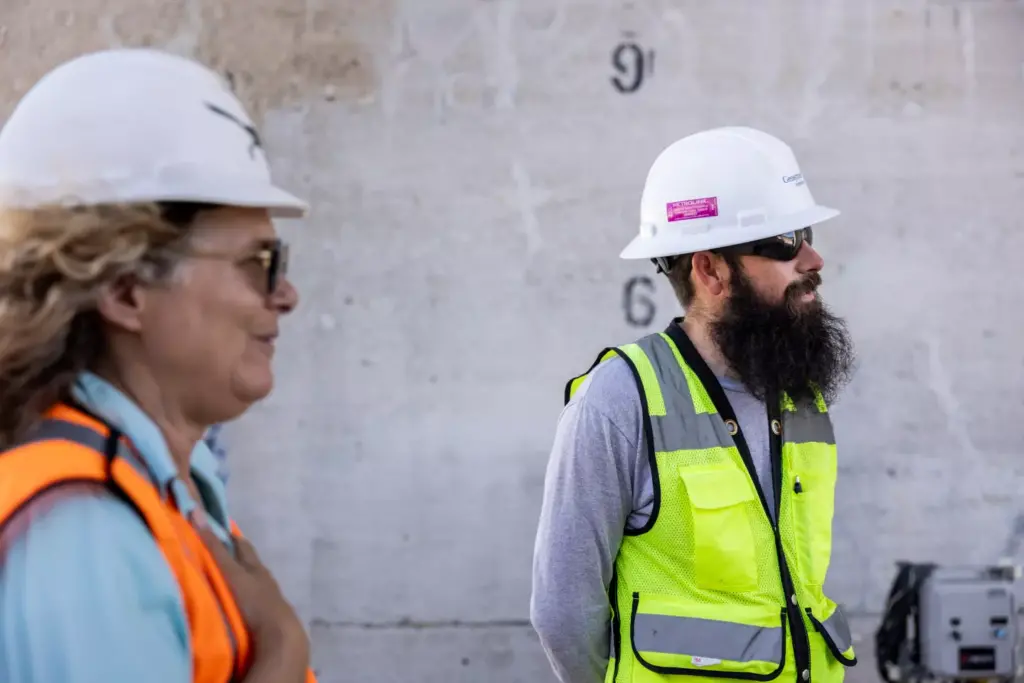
left=565, top=321, right=857, bottom=683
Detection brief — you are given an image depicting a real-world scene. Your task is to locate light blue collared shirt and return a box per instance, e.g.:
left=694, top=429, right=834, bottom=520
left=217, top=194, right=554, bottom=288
left=0, top=372, right=234, bottom=683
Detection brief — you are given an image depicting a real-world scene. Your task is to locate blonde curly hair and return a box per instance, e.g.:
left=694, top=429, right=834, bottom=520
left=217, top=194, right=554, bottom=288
left=0, top=201, right=202, bottom=447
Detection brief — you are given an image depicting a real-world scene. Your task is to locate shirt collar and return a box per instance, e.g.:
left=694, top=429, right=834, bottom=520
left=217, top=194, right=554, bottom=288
left=69, top=370, right=231, bottom=536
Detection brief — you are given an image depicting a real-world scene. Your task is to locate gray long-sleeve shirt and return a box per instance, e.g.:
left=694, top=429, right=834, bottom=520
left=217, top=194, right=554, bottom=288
left=530, top=355, right=773, bottom=683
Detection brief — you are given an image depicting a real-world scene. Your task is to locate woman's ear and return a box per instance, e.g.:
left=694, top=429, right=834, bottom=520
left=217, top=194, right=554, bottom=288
left=95, top=274, right=145, bottom=333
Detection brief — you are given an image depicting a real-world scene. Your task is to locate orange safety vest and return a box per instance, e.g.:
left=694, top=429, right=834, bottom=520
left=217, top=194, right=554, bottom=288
left=0, top=402, right=317, bottom=683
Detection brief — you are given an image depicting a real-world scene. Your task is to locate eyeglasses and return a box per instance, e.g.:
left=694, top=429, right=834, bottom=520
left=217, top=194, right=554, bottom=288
left=717, top=227, right=813, bottom=262
left=251, top=238, right=289, bottom=294
left=183, top=238, right=290, bottom=295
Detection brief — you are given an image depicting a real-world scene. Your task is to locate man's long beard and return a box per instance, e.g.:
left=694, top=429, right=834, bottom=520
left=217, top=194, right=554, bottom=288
left=709, top=265, right=856, bottom=405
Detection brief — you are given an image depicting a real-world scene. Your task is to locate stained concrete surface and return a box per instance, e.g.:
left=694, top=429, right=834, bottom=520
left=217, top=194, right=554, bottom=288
left=3, top=0, right=1024, bottom=681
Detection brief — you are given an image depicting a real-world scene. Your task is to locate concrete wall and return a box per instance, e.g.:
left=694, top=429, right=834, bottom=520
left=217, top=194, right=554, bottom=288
left=5, top=0, right=1024, bottom=680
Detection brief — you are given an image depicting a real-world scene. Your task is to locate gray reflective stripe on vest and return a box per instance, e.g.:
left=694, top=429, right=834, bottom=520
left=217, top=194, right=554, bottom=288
left=633, top=334, right=734, bottom=453
left=20, top=419, right=156, bottom=486
left=633, top=333, right=835, bottom=450
left=21, top=418, right=108, bottom=451
left=820, top=606, right=853, bottom=652
left=782, top=410, right=835, bottom=445
left=633, top=613, right=783, bottom=663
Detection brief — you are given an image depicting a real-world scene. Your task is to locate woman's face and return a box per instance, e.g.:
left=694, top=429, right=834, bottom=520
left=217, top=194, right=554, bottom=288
left=103, top=206, right=300, bottom=424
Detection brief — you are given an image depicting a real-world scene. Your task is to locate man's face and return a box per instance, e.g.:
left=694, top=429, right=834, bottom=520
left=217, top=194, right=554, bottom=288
left=709, top=241, right=856, bottom=404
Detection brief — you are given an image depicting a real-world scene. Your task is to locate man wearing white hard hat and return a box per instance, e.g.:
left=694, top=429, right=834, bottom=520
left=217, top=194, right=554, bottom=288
left=0, top=49, right=316, bottom=682
left=531, top=127, right=858, bottom=683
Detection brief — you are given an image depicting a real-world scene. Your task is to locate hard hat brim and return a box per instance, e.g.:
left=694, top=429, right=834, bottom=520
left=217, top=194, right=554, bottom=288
left=0, top=178, right=309, bottom=219
left=149, top=182, right=310, bottom=219
left=619, top=204, right=840, bottom=260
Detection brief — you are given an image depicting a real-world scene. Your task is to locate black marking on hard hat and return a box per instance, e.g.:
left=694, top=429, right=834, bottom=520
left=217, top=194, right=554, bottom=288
left=204, top=102, right=263, bottom=159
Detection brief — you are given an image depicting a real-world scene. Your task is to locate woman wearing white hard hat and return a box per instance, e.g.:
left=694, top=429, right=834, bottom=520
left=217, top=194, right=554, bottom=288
left=0, top=49, right=316, bottom=683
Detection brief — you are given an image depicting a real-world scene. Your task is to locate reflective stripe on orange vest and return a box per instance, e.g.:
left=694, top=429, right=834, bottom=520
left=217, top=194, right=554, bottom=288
left=0, top=403, right=318, bottom=683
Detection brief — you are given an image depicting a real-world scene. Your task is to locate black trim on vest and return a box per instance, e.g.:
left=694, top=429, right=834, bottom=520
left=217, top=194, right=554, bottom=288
left=766, top=396, right=813, bottom=682
left=662, top=318, right=813, bottom=682
left=564, top=346, right=661, bottom=536
left=101, top=425, right=148, bottom=526
left=609, top=568, right=623, bottom=682
left=564, top=349, right=613, bottom=406
left=612, top=347, right=660, bottom=537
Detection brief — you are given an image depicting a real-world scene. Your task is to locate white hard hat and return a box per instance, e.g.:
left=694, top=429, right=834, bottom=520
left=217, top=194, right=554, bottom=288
left=620, top=126, right=838, bottom=260
left=0, top=48, right=307, bottom=217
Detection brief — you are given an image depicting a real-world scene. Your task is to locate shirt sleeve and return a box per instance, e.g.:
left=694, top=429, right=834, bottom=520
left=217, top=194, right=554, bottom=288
left=530, top=358, right=646, bottom=683
left=0, top=487, right=192, bottom=683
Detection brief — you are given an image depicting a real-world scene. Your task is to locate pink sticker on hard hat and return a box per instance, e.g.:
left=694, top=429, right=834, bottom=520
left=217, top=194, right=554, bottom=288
left=666, top=196, right=718, bottom=222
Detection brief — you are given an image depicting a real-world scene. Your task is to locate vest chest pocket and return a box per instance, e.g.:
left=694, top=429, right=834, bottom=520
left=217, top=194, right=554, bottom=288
left=678, top=466, right=759, bottom=593
left=788, top=449, right=838, bottom=588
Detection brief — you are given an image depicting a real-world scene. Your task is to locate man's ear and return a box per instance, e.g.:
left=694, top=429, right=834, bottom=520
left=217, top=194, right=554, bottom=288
left=690, top=251, right=729, bottom=298
left=95, top=274, right=145, bottom=333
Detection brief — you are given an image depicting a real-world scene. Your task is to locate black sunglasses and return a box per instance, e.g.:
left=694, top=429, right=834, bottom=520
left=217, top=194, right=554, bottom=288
left=716, top=227, right=813, bottom=262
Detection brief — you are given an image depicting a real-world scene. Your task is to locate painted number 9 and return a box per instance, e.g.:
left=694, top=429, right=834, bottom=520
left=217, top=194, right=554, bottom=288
left=611, top=42, right=655, bottom=94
